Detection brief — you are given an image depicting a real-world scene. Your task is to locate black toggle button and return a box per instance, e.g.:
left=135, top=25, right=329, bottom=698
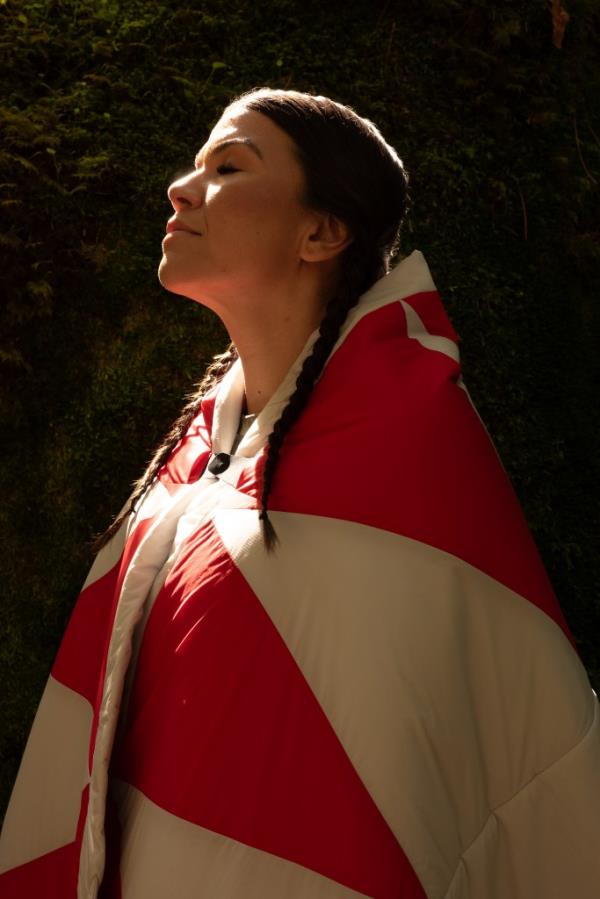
left=208, top=452, right=231, bottom=475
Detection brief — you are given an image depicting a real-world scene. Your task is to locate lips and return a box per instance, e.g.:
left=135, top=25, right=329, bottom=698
left=165, top=219, right=201, bottom=235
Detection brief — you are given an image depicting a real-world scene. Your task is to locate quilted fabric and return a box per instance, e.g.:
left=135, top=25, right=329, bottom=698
left=1, top=250, right=599, bottom=899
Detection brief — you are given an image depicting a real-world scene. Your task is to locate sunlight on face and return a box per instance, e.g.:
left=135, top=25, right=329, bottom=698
left=158, top=106, right=312, bottom=314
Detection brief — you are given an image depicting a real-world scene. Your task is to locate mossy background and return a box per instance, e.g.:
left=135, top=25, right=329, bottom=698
left=1, top=0, right=599, bottom=825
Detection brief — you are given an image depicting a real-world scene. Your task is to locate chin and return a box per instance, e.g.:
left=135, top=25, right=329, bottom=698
left=157, top=257, right=171, bottom=288
left=157, top=258, right=187, bottom=293
left=157, top=264, right=204, bottom=305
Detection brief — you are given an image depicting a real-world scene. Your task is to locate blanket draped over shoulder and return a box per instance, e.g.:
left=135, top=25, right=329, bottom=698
left=1, top=250, right=599, bottom=899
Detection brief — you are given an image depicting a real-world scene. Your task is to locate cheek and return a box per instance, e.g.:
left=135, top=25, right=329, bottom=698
left=219, top=183, right=298, bottom=232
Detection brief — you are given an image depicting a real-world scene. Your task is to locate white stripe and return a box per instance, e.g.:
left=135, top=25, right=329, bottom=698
left=400, top=298, right=460, bottom=362
left=444, top=698, right=600, bottom=899
left=77, top=475, right=254, bottom=898
left=110, top=779, right=370, bottom=899
left=0, top=676, right=92, bottom=873
left=81, top=480, right=172, bottom=594
left=208, top=250, right=437, bottom=462
left=327, top=249, right=437, bottom=360
left=214, top=508, right=597, bottom=899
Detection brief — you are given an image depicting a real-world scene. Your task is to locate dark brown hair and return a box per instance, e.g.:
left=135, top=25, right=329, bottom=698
left=90, top=87, right=411, bottom=555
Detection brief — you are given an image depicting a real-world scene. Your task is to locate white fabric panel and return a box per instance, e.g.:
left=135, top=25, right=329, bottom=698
left=128, top=478, right=174, bottom=529
left=113, top=473, right=253, bottom=752
left=212, top=250, right=435, bottom=463
left=78, top=474, right=253, bottom=898
left=0, top=675, right=92, bottom=872
left=79, top=481, right=206, bottom=898
left=212, top=330, right=320, bottom=461
left=109, top=779, right=370, bottom=899
left=81, top=480, right=172, bottom=593
left=444, top=698, right=600, bottom=898
left=214, top=508, right=596, bottom=899
left=328, top=249, right=436, bottom=359
left=400, top=298, right=460, bottom=362
left=210, top=357, right=248, bottom=456
left=81, top=250, right=435, bottom=597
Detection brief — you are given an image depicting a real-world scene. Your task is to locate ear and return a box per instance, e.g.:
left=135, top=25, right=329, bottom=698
left=300, top=211, right=353, bottom=263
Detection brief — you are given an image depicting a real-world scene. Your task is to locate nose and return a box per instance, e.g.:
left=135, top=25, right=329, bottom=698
left=167, top=170, right=203, bottom=211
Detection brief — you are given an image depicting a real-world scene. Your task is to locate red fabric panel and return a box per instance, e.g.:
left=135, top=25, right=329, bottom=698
left=51, top=514, right=156, bottom=776
left=52, top=515, right=154, bottom=706
left=258, top=301, right=575, bottom=649
left=0, top=841, right=79, bottom=898
left=403, top=289, right=461, bottom=343
left=0, top=786, right=96, bottom=898
left=110, top=519, right=426, bottom=899
left=157, top=393, right=215, bottom=489
left=51, top=561, right=122, bottom=708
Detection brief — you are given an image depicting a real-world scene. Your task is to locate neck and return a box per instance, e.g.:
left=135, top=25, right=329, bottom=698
left=226, top=307, right=322, bottom=416
left=214, top=274, right=330, bottom=416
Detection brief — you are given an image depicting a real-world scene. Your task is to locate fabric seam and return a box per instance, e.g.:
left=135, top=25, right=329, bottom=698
left=442, top=693, right=599, bottom=899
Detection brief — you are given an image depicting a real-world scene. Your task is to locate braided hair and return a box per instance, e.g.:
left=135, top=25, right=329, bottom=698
left=259, top=243, right=388, bottom=550
left=89, top=343, right=238, bottom=554
left=91, top=88, right=411, bottom=555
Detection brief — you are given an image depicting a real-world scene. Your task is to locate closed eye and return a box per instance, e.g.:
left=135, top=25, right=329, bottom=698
left=216, top=164, right=239, bottom=175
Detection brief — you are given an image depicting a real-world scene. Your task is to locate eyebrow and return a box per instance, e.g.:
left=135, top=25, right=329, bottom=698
left=194, top=137, right=264, bottom=169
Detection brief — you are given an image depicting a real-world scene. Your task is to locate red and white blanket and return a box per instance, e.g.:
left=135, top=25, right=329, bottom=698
left=1, top=250, right=598, bottom=898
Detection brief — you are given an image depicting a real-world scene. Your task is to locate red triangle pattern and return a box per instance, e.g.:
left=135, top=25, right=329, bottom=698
left=110, top=518, right=426, bottom=899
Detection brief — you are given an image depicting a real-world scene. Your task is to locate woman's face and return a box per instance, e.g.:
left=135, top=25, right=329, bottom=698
left=158, top=105, right=319, bottom=312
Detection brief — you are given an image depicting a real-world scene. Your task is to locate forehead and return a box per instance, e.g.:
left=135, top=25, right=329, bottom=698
left=202, top=106, right=298, bottom=162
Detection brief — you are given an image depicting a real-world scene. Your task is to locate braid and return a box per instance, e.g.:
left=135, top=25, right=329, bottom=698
left=259, top=248, right=385, bottom=552
left=92, top=249, right=386, bottom=557
left=89, top=342, right=239, bottom=555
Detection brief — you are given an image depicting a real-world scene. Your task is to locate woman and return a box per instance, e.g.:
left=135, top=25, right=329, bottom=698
left=0, top=87, right=598, bottom=899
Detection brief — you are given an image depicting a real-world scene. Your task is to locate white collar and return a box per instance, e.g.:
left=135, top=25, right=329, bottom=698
left=210, top=249, right=436, bottom=461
